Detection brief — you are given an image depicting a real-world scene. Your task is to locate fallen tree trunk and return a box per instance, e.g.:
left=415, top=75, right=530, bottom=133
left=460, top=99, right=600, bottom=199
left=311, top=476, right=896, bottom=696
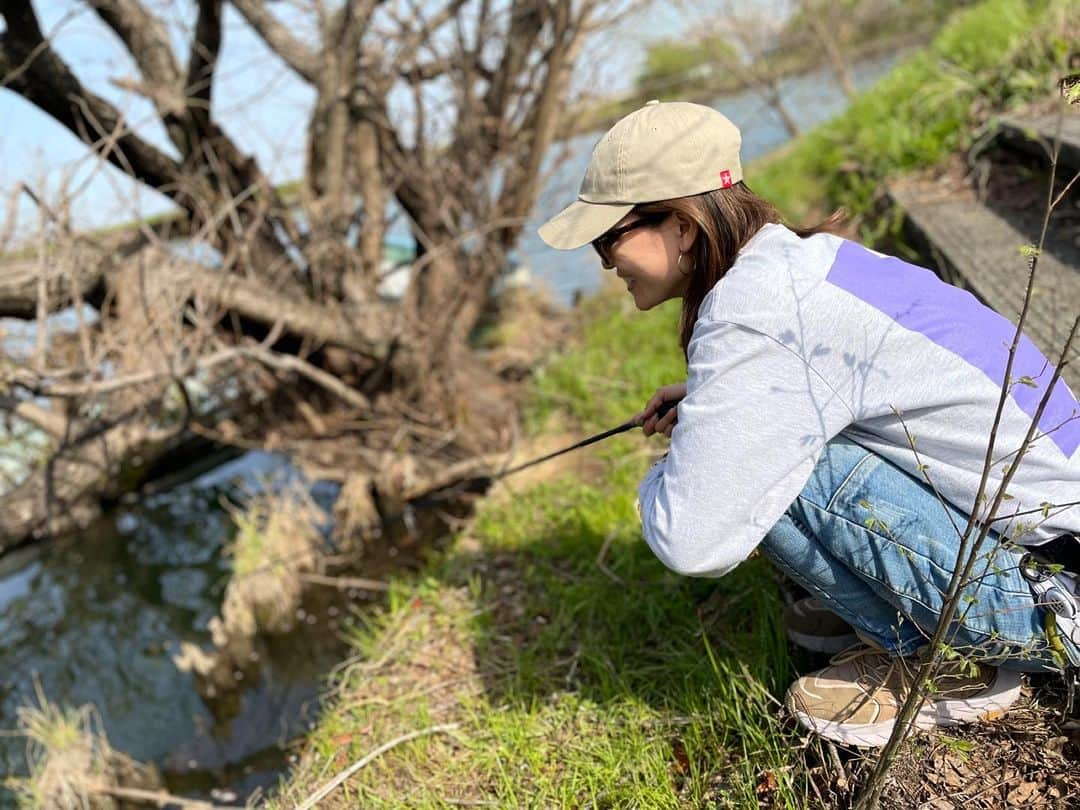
left=0, top=411, right=190, bottom=552
left=0, top=244, right=549, bottom=554
left=187, top=264, right=393, bottom=359
left=0, top=257, right=105, bottom=319
left=0, top=248, right=395, bottom=361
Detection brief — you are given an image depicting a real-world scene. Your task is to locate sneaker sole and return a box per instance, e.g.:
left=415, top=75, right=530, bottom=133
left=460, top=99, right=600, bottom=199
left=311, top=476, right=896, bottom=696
left=786, top=628, right=860, bottom=654
left=789, top=668, right=1022, bottom=748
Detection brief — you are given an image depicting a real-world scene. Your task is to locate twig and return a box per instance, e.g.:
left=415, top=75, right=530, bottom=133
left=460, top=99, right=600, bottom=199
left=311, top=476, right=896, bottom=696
left=595, top=528, right=626, bottom=585
left=295, top=722, right=461, bottom=810
left=297, top=571, right=391, bottom=592
left=824, top=739, right=848, bottom=790
left=90, top=784, right=238, bottom=809
left=239, top=345, right=370, bottom=410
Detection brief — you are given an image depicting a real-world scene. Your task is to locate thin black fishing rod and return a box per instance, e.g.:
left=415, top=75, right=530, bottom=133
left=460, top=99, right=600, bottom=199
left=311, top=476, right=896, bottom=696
left=410, top=397, right=678, bottom=504
left=460, top=397, right=679, bottom=484
left=488, top=420, right=638, bottom=479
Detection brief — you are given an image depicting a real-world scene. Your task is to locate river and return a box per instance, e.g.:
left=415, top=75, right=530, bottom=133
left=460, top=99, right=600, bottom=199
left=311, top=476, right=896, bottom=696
left=0, top=50, right=903, bottom=805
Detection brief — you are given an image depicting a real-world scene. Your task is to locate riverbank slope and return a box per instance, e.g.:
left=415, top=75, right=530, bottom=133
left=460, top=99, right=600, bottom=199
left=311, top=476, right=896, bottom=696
left=266, top=2, right=1078, bottom=806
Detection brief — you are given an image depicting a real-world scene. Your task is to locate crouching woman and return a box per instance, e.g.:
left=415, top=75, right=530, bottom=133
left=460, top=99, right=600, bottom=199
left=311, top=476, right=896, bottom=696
left=537, top=100, right=1080, bottom=747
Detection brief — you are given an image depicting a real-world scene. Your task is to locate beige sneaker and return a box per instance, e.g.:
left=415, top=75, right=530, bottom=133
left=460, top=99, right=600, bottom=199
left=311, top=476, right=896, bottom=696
left=783, top=597, right=859, bottom=653
left=784, top=643, right=1022, bottom=747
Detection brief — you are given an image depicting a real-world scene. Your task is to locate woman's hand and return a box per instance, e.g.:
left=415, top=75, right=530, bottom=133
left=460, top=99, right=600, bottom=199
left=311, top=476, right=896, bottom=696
left=636, top=382, right=686, bottom=438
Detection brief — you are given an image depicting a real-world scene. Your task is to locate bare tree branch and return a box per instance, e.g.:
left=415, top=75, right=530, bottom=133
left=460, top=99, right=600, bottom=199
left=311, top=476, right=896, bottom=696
left=0, top=0, right=183, bottom=190
left=186, top=0, right=224, bottom=130
left=231, top=0, right=321, bottom=82
left=0, top=0, right=624, bottom=549
left=7, top=401, right=69, bottom=441
left=87, top=0, right=184, bottom=113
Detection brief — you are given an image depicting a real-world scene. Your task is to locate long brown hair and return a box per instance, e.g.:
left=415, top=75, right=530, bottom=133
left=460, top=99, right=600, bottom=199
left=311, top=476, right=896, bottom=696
left=632, top=183, right=844, bottom=357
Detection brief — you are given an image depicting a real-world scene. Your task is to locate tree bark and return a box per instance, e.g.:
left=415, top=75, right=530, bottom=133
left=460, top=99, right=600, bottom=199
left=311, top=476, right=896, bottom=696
left=0, top=258, right=105, bottom=319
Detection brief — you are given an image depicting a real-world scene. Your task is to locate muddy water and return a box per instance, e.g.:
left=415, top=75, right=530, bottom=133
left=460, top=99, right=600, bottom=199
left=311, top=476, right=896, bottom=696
left=0, top=451, right=377, bottom=805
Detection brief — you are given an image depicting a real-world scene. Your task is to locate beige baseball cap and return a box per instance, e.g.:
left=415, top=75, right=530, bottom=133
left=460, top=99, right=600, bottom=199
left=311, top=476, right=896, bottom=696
left=538, top=100, right=743, bottom=250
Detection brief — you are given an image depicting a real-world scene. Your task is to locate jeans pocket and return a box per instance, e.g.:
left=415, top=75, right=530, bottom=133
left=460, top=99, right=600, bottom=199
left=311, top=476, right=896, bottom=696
left=857, top=498, right=919, bottom=540
left=828, top=452, right=919, bottom=539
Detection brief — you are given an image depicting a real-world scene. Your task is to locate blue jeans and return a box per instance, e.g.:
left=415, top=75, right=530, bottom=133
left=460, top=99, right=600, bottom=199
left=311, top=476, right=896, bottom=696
left=761, top=436, right=1069, bottom=673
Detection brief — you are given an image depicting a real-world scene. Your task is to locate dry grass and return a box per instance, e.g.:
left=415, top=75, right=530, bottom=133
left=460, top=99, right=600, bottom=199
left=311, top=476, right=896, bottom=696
left=268, top=587, right=488, bottom=809
left=10, top=682, right=160, bottom=809
left=222, top=483, right=327, bottom=635
left=173, top=482, right=328, bottom=694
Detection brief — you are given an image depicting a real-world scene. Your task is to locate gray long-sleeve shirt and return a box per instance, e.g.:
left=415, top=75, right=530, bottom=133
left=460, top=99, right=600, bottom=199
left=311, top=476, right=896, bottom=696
left=638, top=223, right=1080, bottom=578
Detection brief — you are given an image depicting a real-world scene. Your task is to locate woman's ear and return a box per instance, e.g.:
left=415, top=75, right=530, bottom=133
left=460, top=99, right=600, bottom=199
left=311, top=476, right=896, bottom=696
left=674, top=213, right=698, bottom=252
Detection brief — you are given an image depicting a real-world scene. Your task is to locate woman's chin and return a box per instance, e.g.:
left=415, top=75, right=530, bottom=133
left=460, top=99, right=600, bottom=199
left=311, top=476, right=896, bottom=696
left=629, top=287, right=656, bottom=310
left=631, top=284, right=682, bottom=310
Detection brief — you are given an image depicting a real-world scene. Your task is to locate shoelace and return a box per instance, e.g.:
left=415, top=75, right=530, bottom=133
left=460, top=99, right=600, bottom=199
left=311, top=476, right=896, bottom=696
left=829, top=643, right=987, bottom=700
left=811, top=643, right=920, bottom=723
left=828, top=643, right=915, bottom=695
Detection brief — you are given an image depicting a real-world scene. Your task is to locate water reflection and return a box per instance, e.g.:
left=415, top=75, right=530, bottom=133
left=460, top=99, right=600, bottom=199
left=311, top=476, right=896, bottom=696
left=0, top=451, right=348, bottom=804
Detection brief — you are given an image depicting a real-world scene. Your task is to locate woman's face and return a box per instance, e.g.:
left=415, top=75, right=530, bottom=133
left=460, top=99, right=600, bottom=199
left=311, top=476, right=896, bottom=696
left=600, top=211, right=698, bottom=310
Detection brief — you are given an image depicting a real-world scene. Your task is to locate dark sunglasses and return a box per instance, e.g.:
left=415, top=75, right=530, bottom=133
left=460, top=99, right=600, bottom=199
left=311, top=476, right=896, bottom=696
left=591, top=212, right=671, bottom=268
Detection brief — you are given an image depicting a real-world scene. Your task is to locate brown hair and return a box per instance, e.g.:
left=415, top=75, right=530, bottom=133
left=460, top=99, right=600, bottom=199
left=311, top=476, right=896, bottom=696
left=632, top=183, right=844, bottom=357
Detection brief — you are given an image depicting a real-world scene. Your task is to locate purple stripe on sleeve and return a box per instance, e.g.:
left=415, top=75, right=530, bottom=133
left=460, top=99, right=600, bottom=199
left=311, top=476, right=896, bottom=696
left=827, top=241, right=1079, bottom=457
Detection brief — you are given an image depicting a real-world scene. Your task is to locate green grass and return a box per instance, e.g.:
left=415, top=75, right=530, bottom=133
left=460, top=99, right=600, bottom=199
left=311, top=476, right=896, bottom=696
left=526, top=288, right=683, bottom=432
left=752, top=0, right=1076, bottom=234
left=266, top=284, right=812, bottom=808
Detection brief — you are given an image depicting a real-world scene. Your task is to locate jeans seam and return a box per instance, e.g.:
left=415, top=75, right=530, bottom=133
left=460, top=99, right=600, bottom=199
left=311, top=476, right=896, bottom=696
left=824, top=450, right=878, bottom=513
left=801, top=500, right=1038, bottom=645
left=832, top=509, right=1032, bottom=599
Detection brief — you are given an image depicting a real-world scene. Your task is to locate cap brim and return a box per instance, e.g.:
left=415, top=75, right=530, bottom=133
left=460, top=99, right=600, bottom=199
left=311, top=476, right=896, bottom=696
left=537, top=199, right=634, bottom=250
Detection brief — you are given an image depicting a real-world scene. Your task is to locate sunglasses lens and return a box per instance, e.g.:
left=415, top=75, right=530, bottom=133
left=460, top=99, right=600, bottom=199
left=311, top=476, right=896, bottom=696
left=592, top=238, right=611, bottom=266
left=592, top=213, right=666, bottom=267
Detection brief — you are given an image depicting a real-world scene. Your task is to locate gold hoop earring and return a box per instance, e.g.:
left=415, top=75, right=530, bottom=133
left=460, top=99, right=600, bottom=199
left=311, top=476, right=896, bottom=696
left=677, top=252, right=692, bottom=276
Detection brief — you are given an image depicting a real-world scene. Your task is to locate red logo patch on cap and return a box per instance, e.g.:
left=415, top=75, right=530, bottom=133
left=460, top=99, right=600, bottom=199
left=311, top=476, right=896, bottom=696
left=719, top=170, right=733, bottom=188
